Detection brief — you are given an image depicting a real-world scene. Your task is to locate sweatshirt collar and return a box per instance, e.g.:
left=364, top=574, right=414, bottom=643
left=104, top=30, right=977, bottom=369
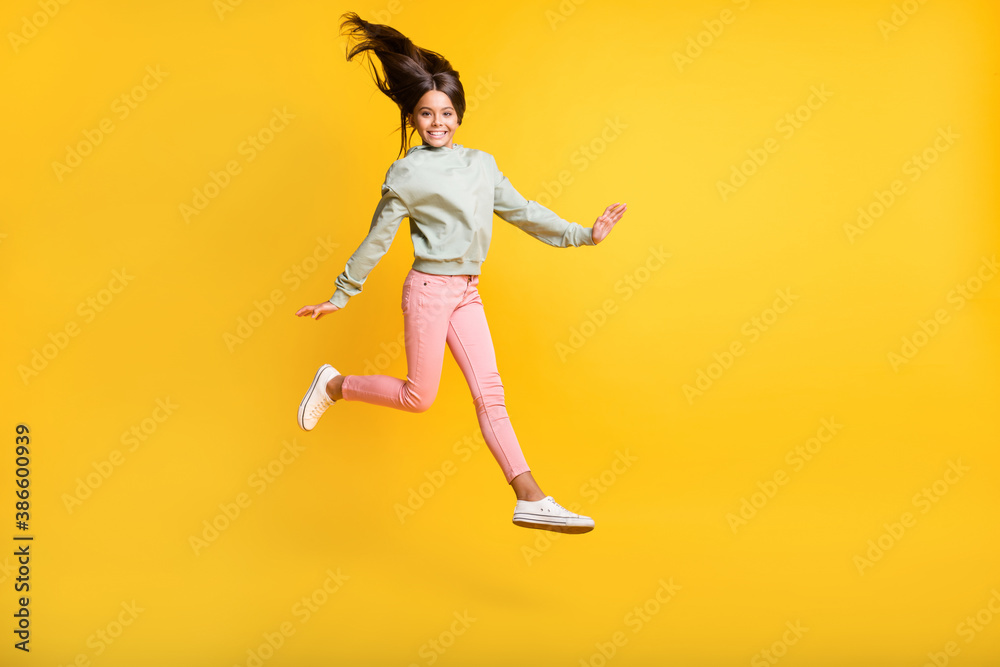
left=408, top=143, right=463, bottom=155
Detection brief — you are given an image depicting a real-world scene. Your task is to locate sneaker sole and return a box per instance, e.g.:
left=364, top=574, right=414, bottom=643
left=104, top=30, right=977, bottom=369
left=298, top=364, right=333, bottom=431
left=512, top=516, right=595, bottom=534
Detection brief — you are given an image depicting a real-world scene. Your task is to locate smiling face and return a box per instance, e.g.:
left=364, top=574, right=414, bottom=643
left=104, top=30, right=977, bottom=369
left=407, top=89, right=459, bottom=149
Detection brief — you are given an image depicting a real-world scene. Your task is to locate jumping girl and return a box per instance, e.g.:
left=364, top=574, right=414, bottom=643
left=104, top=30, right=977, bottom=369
left=295, top=12, right=626, bottom=533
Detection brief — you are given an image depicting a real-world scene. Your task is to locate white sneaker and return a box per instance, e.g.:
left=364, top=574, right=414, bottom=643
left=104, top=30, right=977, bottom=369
left=297, top=364, right=339, bottom=431
left=512, top=496, right=595, bottom=534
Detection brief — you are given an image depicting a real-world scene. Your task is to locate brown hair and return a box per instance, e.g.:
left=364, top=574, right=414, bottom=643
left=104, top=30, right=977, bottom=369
left=340, top=12, right=466, bottom=158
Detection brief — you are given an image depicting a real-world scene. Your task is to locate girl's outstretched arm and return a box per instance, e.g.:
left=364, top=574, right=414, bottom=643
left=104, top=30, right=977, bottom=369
left=592, top=202, right=627, bottom=244
left=296, top=164, right=408, bottom=319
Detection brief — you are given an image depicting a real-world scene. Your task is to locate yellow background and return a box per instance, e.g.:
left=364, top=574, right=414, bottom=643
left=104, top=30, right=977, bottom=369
left=2, top=0, right=999, bottom=665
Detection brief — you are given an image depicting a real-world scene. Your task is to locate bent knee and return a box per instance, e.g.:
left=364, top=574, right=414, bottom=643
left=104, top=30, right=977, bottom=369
left=402, top=392, right=436, bottom=413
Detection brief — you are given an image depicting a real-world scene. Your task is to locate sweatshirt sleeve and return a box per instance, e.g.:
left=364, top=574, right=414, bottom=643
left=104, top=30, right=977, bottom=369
left=328, top=178, right=409, bottom=309
left=491, top=158, right=595, bottom=248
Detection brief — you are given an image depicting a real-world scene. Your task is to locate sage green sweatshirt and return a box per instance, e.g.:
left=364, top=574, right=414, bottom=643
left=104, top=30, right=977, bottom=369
left=328, top=143, right=595, bottom=308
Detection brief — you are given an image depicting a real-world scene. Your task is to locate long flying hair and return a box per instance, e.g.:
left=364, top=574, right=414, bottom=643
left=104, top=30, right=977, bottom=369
left=340, top=12, right=466, bottom=158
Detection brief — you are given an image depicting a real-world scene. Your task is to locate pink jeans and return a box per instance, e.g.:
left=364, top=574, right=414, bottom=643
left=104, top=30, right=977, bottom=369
left=341, top=269, right=530, bottom=484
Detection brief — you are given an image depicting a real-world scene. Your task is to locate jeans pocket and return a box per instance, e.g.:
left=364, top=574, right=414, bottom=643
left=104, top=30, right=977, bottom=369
left=401, top=281, right=413, bottom=313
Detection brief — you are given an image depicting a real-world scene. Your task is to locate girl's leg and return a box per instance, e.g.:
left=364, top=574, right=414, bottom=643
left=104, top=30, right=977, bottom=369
left=509, top=471, right=545, bottom=502
left=336, top=270, right=464, bottom=411
left=445, top=277, right=544, bottom=500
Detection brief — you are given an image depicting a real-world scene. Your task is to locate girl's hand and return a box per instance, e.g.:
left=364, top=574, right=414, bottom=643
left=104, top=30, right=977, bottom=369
left=296, top=302, right=340, bottom=320
left=592, top=202, right=627, bottom=244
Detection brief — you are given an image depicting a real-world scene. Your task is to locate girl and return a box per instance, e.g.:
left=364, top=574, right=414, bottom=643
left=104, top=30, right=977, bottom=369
left=295, top=13, right=626, bottom=533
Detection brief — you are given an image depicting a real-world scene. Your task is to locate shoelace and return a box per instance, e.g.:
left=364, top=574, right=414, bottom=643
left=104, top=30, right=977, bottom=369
left=544, top=497, right=574, bottom=515
left=308, top=397, right=333, bottom=418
